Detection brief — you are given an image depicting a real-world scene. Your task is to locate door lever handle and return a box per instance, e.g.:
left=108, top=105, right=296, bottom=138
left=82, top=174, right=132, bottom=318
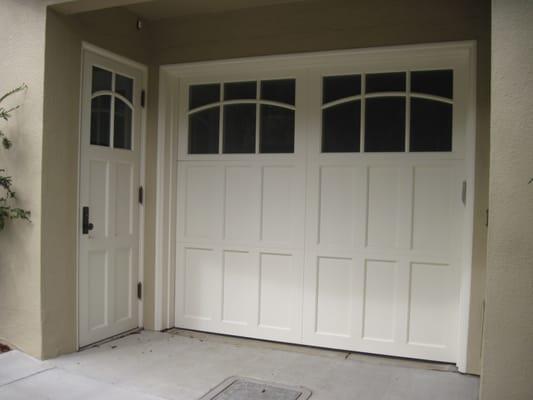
left=82, top=206, right=94, bottom=234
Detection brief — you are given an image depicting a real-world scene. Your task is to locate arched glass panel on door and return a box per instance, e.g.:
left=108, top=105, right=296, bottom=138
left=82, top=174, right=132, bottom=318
left=321, top=70, right=454, bottom=153
left=322, top=74, right=361, bottom=152
left=89, top=66, right=134, bottom=150
left=90, top=95, right=111, bottom=147
left=114, top=98, right=133, bottom=150
left=187, top=79, right=296, bottom=154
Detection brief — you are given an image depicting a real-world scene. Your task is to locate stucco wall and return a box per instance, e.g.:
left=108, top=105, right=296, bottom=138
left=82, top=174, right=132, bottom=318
left=0, top=0, right=47, bottom=358
left=41, top=7, right=152, bottom=358
left=480, top=1, right=533, bottom=399
left=146, top=0, right=491, bottom=374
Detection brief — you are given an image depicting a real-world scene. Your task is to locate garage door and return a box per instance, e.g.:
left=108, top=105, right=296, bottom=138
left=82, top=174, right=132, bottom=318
left=172, top=49, right=471, bottom=363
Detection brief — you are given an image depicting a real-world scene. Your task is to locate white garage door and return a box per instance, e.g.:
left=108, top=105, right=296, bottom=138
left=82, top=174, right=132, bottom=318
left=172, top=48, right=472, bottom=363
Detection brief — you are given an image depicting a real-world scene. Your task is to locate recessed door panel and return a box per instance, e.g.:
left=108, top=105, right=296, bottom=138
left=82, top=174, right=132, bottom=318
left=363, top=260, right=397, bottom=342
left=185, top=166, right=224, bottom=239
left=222, top=251, right=256, bottom=325
left=224, top=167, right=261, bottom=241
left=184, top=248, right=220, bottom=321
left=316, top=257, right=352, bottom=337
left=259, top=253, right=294, bottom=330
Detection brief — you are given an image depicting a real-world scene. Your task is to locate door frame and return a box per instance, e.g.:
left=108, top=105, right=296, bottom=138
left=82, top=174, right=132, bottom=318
left=155, top=41, right=477, bottom=371
left=76, top=42, right=148, bottom=349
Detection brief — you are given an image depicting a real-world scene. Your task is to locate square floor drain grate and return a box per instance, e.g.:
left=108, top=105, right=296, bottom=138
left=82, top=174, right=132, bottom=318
left=199, top=377, right=312, bottom=400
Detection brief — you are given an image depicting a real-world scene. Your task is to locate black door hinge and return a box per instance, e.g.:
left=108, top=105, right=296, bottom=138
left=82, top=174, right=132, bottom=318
left=486, top=209, right=489, bottom=227
left=141, top=90, right=146, bottom=108
left=138, top=186, right=144, bottom=205
left=137, top=282, right=142, bottom=300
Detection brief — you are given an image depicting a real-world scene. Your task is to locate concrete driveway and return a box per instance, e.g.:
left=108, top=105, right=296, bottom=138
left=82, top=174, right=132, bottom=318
left=0, top=330, right=479, bottom=399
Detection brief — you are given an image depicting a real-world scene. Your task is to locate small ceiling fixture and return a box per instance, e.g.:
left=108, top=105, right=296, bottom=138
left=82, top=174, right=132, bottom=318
left=136, top=18, right=143, bottom=30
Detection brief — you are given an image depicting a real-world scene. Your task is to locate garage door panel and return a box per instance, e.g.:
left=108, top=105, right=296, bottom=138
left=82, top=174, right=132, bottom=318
left=184, top=166, right=224, bottom=240
left=315, top=257, right=353, bottom=337
left=412, top=166, right=454, bottom=254
left=184, top=247, right=221, bottom=321
left=261, top=166, right=294, bottom=245
left=362, top=260, right=397, bottom=342
left=258, top=253, right=295, bottom=330
left=224, top=166, right=261, bottom=241
left=408, top=262, right=457, bottom=349
left=222, top=250, right=257, bottom=326
left=318, top=166, right=365, bottom=247
left=366, top=166, right=414, bottom=250
left=367, top=167, right=401, bottom=248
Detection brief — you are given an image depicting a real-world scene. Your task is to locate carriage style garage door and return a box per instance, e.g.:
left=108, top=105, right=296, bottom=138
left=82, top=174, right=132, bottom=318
left=170, top=45, right=474, bottom=363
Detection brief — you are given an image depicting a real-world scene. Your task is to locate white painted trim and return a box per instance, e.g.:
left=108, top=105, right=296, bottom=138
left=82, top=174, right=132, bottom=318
left=154, top=41, right=477, bottom=368
left=160, top=41, right=476, bottom=77
left=138, top=68, right=148, bottom=330
left=82, top=42, right=148, bottom=73
left=455, top=42, right=477, bottom=373
left=77, top=44, right=148, bottom=347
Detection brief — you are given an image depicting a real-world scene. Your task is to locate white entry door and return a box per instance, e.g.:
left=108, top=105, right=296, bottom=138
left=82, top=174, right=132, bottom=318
left=170, top=46, right=473, bottom=364
left=78, top=49, right=145, bottom=347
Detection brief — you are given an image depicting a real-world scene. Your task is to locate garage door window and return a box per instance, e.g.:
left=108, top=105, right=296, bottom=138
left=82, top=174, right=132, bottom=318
left=322, top=70, right=453, bottom=153
left=188, top=79, right=295, bottom=154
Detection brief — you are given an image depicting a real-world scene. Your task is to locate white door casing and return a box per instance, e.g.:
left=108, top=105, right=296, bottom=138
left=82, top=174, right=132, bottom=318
left=78, top=47, right=146, bottom=347
left=156, top=43, right=476, bottom=368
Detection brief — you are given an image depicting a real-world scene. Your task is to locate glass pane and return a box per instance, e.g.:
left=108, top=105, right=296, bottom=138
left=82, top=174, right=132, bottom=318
left=260, top=105, right=294, bottom=153
left=365, top=97, right=405, bottom=152
left=189, top=107, right=220, bottom=154
left=223, top=104, right=256, bottom=153
left=322, top=101, right=360, bottom=152
left=260, top=79, right=295, bottom=105
left=411, top=70, right=453, bottom=99
left=114, top=98, right=132, bottom=150
left=323, top=75, right=361, bottom=104
left=92, top=66, right=112, bottom=93
left=224, top=81, right=256, bottom=100
left=366, top=72, right=406, bottom=93
left=115, top=74, right=133, bottom=102
left=90, top=95, right=111, bottom=146
left=189, top=84, right=220, bottom=110
left=410, top=99, right=452, bottom=152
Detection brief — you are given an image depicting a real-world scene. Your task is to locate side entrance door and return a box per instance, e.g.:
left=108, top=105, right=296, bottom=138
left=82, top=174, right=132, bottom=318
left=78, top=48, right=145, bottom=347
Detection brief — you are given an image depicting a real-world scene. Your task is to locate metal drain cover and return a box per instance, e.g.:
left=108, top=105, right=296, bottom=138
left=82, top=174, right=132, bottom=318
left=200, top=377, right=312, bottom=400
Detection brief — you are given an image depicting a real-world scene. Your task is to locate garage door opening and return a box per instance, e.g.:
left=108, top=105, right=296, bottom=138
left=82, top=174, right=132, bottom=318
left=154, top=42, right=476, bottom=371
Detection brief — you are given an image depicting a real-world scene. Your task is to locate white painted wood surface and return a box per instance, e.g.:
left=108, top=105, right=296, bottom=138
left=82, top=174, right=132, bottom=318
left=78, top=50, right=144, bottom=347
left=164, top=44, right=475, bottom=364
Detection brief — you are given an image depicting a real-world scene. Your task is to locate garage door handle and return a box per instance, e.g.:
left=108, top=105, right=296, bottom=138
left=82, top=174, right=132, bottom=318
left=82, top=206, right=94, bottom=234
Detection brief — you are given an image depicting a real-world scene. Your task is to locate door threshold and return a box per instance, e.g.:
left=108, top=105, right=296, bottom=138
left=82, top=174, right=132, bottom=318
left=79, top=328, right=142, bottom=351
left=167, top=328, right=459, bottom=373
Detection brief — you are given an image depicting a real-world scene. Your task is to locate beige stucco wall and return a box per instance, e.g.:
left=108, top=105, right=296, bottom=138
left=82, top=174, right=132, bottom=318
left=480, top=1, right=533, bottom=399
left=40, top=7, right=152, bottom=358
left=145, top=0, right=491, bottom=374
left=0, top=0, right=47, bottom=358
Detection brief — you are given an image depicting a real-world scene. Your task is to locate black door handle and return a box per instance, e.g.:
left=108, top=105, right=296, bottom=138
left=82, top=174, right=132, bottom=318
left=82, top=206, right=94, bottom=234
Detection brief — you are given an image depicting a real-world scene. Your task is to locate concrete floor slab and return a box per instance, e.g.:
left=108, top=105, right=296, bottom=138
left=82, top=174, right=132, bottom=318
left=0, top=351, right=52, bottom=386
left=0, top=331, right=480, bottom=400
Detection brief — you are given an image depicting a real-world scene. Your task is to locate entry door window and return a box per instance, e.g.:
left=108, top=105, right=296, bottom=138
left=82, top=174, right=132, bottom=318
left=188, top=79, right=295, bottom=154
left=90, top=66, right=134, bottom=150
left=321, top=69, right=453, bottom=153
